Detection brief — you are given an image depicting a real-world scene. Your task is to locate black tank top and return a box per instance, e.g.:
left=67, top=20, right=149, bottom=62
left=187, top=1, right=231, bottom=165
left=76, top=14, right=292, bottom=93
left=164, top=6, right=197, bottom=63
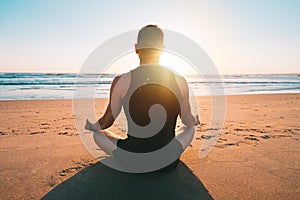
left=117, top=65, right=182, bottom=153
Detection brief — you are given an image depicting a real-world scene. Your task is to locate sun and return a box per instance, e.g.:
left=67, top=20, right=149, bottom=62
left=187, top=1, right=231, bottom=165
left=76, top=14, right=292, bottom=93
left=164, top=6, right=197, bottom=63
left=160, top=51, right=198, bottom=76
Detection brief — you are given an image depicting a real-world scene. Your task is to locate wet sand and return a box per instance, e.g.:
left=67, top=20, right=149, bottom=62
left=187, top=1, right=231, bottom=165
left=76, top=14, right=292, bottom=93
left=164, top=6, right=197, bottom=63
left=0, top=94, right=299, bottom=199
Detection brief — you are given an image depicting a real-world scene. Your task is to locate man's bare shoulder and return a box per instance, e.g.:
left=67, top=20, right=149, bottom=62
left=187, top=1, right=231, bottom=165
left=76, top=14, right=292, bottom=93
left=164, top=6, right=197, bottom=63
left=112, top=72, right=131, bottom=84
left=173, top=73, right=189, bottom=97
left=174, top=73, right=187, bottom=85
left=111, top=72, right=131, bottom=98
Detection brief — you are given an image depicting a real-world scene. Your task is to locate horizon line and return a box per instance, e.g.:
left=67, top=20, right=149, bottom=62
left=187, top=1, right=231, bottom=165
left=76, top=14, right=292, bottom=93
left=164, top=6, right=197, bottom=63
left=0, top=71, right=299, bottom=76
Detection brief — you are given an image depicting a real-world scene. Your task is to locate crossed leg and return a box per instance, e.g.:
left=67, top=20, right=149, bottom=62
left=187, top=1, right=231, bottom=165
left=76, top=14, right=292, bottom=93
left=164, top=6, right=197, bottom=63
left=92, top=125, right=195, bottom=155
left=92, top=129, right=120, bottom=155
left=175, top=125, right=195, bottom=149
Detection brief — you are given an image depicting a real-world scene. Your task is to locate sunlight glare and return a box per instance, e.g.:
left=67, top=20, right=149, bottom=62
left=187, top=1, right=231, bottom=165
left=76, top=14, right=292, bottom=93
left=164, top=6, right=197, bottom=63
left=160, top=51, right=198, bottom=76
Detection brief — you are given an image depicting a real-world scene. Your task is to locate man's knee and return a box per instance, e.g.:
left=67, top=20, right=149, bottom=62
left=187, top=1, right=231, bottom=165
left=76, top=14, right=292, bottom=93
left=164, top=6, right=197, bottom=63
left=176, top=126, right=195, bottom=150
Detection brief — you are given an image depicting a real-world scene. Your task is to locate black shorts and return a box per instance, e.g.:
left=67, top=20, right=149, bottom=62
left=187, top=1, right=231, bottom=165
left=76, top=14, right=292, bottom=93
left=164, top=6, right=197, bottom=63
left=112, top=138, right=184, bottom=173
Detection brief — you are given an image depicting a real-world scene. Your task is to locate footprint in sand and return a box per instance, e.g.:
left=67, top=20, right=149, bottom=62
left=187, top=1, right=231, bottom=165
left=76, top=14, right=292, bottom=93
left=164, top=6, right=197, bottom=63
left=201, top=135, right=215, bottom=139
left=261, top=135, right=271, bottom=139
left=30, top=131, right=46, bottom=135
left=244, top=136, right=259, bottom=141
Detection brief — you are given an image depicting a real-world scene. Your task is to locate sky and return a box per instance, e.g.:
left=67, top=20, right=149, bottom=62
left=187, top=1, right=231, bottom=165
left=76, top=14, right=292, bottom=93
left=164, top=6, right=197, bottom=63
left=0, top=0, right=299, bottom=74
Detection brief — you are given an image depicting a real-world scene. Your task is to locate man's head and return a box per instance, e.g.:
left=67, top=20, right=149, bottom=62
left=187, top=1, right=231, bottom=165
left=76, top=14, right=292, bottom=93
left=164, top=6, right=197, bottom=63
left=135, top=25, right=164, bottom=59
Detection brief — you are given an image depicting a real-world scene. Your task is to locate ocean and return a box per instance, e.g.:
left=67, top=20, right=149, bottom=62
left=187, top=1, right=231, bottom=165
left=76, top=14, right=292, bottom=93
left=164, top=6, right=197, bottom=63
left=0, top=73, right=299, bottom=100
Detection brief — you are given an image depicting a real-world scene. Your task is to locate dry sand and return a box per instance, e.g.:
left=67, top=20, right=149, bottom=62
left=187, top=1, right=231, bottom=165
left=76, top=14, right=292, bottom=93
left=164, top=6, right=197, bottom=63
left=0, top=94, right=299, bottom=199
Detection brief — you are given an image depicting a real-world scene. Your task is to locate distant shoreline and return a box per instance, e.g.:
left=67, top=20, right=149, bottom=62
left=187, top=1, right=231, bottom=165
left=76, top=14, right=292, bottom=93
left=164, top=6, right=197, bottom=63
left=0, top=71, right=299, bottom=76
left=0, top=73, right=299, bottom=100
left=0, top=92, right=300, bottom=102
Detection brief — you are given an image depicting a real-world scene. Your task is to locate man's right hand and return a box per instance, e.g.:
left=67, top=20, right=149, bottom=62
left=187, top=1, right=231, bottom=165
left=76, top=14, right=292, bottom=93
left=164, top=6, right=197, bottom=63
left=85, top=119, right=101, bottom=131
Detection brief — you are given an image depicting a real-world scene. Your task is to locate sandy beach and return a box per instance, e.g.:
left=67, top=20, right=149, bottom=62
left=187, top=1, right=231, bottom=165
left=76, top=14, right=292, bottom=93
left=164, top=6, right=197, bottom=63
left=0, top=94, right=299, bottom=199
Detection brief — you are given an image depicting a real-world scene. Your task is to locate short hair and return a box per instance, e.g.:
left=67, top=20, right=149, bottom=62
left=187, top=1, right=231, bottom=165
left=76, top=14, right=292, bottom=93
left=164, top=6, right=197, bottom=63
left=137, top=25, right=164, bottom=50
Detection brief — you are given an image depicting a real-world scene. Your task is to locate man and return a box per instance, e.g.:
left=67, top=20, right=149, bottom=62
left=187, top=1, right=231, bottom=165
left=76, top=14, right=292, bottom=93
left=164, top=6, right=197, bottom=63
left=85, top=25, right=199, bottom=172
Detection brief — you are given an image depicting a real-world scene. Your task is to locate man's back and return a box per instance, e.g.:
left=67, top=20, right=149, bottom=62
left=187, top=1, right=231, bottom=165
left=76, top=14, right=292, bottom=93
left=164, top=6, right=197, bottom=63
left=118, top=65, right=182, bottom=153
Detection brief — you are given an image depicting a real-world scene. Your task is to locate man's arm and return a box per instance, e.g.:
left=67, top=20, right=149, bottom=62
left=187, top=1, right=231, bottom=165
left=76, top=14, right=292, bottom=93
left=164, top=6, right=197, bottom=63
left=176, top=76, right=200, bottom=127
left=98, top=75, right=123, bottom=129
left=85, top=75, right=123, bottom=131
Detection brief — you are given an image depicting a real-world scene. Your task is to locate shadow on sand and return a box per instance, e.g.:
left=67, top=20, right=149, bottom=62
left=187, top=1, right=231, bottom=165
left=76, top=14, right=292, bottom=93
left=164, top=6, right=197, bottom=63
left=42, top=158, right=212, bottom=200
